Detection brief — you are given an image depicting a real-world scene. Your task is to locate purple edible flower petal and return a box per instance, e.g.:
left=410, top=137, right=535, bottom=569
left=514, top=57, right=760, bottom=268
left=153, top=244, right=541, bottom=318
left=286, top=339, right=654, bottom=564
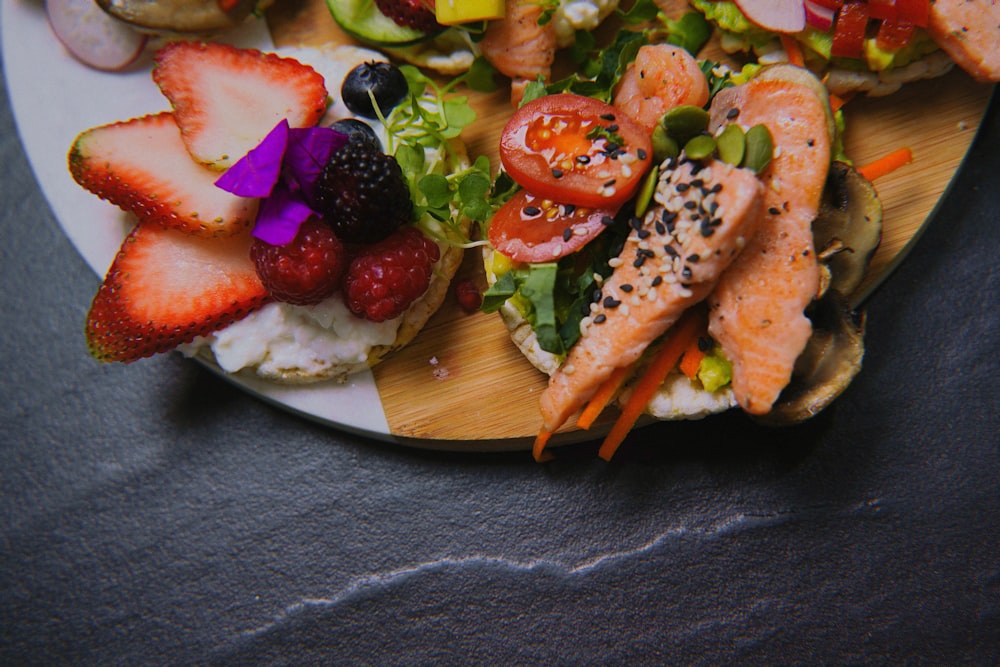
left=214, top=120, right=290, bottom=198
left=251, top=187, right=315, bottom=246
left=284, top=126, right=348, bottom=203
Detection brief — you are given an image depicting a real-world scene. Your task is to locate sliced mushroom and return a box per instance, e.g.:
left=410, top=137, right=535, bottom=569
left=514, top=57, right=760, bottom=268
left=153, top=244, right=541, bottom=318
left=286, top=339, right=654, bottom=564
left=97, top=0, right=275, bottom=34
left=758, top=289, right=866, bottom=425
left=812, top=161, right=883, bottom=300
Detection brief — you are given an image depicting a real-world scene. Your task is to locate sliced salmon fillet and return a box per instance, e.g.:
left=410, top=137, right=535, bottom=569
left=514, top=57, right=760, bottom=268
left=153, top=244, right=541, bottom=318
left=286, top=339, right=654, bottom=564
left=538, top=158, right=765, bottom=433
left=706, top=75, right=832, bottom=415
left=613, top=44, right=710, bottom=133
left=480, top=0, right=557, bottom=102
left=926, top=0, right=1000, bottom=82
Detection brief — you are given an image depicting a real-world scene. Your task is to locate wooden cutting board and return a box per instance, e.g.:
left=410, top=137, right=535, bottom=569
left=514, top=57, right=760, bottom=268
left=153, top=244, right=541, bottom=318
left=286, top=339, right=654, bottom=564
left=267, top=0, right=993, bottom=443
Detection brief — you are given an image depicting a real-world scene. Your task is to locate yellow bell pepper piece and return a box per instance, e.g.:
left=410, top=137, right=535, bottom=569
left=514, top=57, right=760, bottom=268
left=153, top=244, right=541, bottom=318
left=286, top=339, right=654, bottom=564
left=434, top=0, right=505, bottom=25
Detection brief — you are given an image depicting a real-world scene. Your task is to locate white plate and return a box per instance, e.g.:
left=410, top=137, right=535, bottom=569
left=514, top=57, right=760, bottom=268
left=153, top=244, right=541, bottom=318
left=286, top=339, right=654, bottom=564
left=2, top=0, right=395, bottom=438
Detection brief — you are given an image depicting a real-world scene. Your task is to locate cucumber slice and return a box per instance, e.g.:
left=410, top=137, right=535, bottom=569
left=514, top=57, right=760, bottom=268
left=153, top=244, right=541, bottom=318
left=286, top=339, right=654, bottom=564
left=327, top=0, right=442, bottom=47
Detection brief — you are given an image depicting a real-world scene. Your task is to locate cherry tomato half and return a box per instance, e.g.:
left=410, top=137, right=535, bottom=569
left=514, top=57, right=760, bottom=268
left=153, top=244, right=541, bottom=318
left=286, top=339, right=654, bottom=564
left=499, top=93, right=653, bottom=210
left=488, top=190, right=617, bottom=263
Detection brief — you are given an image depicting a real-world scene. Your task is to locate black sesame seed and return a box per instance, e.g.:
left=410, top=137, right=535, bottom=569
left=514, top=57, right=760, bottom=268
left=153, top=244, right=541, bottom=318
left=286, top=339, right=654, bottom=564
left=633, top=256, right=646, bottom=268
left=726, top=108, right=740, bottom=119
left=606, top=124, right=619, bottom=132
left=603, top=296, right=621, bottom=308
left=592, top=288, right=603, bottom=302
left=620, top=284, right=633, bottom=292
left=576, top=155, right=591, bottom=164
left=690, top=178, right=704, bottom=188
left=637, top=148, right=647, bottom=160
left=681, top=266, right=692, bottom=280
left=601, top=215, right=615, bottom=226
left=687, top=253, right=700, bottom=262
left=807, top=138, right=815, bottom=147
left=684, top=201, right=698, bottom=210
left=600, top=113, right=616, bottom=121
left=604, top=178, right=617, bottom=187
left=630, top=216, right=643, bottom=231
left=637, top=229, right=651, bottom=239
left=563, top=204, right=576, bottom=215
left=562, top=228, right=573, bottom=241
left=697, top=335, right=713, bottom=352
left=711, top=183, right=723, bottom=193
left=594, top=314, right=607, bottom=324
left=654, top=221, right=666, bottom=235
left=676, top=182, right=691, bottom=192
left=768, top=207, right=781, bottom=215
left=651, top=275, right=663, bottom=287
left=664, top=245, right=679, bottom=257
left=523, top=206, right=541, bottom=216
left=552, top=168, right=564, bottom=178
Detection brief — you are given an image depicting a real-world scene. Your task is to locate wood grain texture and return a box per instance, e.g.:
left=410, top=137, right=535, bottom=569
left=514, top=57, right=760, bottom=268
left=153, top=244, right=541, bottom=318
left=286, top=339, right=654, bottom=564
left=267, top=0, right=992, bottom=443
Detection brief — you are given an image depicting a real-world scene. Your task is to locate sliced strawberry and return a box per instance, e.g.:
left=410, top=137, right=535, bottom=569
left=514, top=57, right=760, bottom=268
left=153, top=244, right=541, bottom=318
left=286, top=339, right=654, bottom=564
left=152, top=41, right=328, bottom=170
left=69, top=112, right=259, bottom=238
left=85, top=221, right=269, bottom=363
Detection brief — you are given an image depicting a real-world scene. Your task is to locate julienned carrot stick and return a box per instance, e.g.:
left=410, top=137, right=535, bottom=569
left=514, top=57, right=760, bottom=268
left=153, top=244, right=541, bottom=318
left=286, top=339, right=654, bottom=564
left=828, top=92, right=853, bottom=112
left=678, top=333, right=706, bottom=380
left=576, top=364, right=633, bottom=430
left=597, top=309, right=703, bottom=461
left=533, top=430, right=554, bottom=463
left=857, top=147, right=913, bottom=181
left=780, top=35, right=805, bottom=68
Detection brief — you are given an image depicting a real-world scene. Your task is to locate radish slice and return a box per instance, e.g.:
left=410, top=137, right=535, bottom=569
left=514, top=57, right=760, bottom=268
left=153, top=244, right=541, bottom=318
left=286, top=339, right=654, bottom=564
left=804, top=0, right=836, bottom=30
left=45, top=0, right=148, bottom=71
left=734, top=0, right=807, bottom=33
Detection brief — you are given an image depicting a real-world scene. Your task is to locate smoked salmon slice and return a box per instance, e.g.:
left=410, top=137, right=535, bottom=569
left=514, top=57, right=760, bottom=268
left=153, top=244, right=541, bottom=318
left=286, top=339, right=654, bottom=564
left=706, top=74, right=832, bottom=415
left=538, top=157, right=766, bottom=434
left=926, top=0, right=1000, bottom=82
left=480, top=0, right=557, bottom=104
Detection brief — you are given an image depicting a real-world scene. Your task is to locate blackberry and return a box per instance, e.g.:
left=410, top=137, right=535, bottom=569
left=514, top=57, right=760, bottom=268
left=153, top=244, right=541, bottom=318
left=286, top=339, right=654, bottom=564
left=328, top=118, right=381, bottom=151
left=312, top=138, right=412, bottom=245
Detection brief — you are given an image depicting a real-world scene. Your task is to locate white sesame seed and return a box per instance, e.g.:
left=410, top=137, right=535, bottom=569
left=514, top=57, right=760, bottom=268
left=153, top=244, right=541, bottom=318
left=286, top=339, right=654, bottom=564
left=563, top=364, right=575, bottom=375
left=619, top=304, right=630, bottom=317
left=609, top=257, right=623, bottom=268
left=621, top=164, right=633, bottom=178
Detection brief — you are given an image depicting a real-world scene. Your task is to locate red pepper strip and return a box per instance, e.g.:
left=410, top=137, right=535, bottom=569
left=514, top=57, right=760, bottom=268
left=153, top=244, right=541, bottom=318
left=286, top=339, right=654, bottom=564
left=831, top=1, right=870, bottom=59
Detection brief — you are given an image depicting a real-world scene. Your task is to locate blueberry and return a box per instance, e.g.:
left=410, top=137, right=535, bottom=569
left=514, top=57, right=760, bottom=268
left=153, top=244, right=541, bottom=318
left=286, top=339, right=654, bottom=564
left=328, top=118, right=382, bottom=151
left=341, top=61, right=409, bottom=119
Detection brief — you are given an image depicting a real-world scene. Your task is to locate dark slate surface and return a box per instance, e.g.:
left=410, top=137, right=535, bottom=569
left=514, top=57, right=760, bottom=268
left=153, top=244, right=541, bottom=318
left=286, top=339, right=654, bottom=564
left=1, top=48, right=997, bottom=664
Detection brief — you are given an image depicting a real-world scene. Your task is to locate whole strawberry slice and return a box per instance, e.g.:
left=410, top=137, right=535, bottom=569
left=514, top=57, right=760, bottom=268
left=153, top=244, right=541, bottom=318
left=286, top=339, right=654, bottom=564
left=86, top=221, right=269, bottom=363
left=153, top=41, right=328, bottom=170
left=69, top=112, right=258, bottom=238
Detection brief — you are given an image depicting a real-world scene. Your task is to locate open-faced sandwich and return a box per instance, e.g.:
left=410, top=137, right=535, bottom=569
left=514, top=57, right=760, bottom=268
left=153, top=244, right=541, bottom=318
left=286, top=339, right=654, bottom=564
left=70, top=40, right=489, bottom=383
left=328, top=0, right=626, bottom=102
left=480, top=29, right=885, bottom=460
left=677, top=0, right=1000, bottom=96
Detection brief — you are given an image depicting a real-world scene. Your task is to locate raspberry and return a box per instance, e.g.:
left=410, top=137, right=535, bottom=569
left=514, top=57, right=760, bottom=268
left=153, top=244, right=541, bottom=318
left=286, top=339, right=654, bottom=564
left=343, top=226, right=441, bottom=322
left=312, top=137, right=412, bottom=245
left=454, top=279, right=483, bottom=314
left=373, top=0, right=442, bottom=34
left=250, top=217, right=348, bottom=306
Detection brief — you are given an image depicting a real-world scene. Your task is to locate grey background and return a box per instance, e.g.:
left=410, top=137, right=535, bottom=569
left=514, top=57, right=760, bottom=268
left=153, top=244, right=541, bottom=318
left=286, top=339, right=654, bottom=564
left=2, top=44, right=997, bottom=664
